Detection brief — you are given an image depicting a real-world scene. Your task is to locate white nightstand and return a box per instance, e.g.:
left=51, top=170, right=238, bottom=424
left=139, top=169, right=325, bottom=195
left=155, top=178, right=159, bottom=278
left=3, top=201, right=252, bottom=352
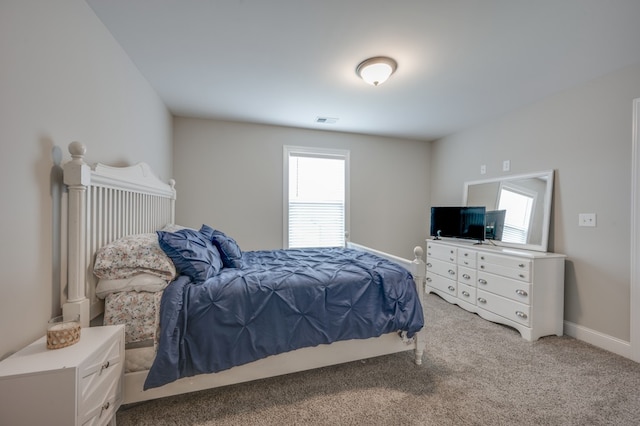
left=0, top=325, right=124, bottom=426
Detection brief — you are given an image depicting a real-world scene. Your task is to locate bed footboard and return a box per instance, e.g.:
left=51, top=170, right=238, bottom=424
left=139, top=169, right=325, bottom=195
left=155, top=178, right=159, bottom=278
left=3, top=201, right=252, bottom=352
left=346, top=242, right=427, bottom=364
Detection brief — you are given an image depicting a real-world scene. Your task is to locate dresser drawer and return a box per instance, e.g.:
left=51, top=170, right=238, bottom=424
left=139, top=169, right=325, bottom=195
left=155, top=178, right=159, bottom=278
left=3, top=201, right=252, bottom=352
left=477, top=271, right=531, bottom=304
left=426, top=242, right=457, bottom=263
left=457, top=249, right=477, bottom=268
left=457, top=265, right=476, bottom=286
left=426, top=257, right=457, bottom=279
left=477, top=289, right=531, bottom=326
left=478, top=252, right=532, bottom=272
left=426, top=272, right=457, bottom=296
left=458, top=282, right=476, bottom=304
left=478, top=253, right=531, bottom=282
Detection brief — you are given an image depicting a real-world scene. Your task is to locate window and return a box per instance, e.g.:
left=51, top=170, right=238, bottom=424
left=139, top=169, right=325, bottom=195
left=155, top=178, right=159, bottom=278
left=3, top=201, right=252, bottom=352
left=284, top=146, right=349, bottom=248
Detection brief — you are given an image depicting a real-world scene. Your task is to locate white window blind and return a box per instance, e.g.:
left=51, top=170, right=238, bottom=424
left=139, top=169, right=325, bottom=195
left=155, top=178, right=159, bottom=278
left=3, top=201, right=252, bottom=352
left=285, top=148, right=348, bottom=248
left=498, top=186, right=534, bottom=244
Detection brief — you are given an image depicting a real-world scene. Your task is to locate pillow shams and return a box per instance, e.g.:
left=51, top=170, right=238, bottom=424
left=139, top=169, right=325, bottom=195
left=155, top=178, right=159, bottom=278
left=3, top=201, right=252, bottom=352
left=157, top=229, right=223, bottom=282
left=96, top=273, right=168, bottom=299
left=199, top=224, right=243, bottom=268
left=94, top=233, right=176, bottom=281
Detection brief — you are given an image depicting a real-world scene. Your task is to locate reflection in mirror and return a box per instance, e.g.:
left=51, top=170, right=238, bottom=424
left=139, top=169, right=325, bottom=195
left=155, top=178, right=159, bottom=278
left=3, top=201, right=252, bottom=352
left=463, top=170, right=554, bottom=252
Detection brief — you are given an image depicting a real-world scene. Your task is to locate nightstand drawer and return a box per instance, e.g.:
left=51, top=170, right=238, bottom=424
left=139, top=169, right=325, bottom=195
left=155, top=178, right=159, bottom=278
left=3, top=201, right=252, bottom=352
left=79, top=332, right=123, bottom=425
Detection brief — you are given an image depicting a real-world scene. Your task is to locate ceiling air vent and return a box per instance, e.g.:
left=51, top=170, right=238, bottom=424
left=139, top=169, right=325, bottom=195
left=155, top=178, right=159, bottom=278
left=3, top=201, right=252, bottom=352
left=315, top=117, right=339, bottom=124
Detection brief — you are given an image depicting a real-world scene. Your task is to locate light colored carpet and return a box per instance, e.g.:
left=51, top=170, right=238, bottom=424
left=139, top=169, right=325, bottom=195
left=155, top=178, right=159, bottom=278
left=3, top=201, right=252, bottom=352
left=117, top=294, right=640, bottom=425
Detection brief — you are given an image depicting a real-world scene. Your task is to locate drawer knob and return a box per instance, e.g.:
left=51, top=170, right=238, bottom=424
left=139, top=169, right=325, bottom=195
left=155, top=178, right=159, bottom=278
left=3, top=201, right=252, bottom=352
left=477, top=297, right=487, bottom=304
left=519, top=274, right=525, bottom=278
left=426, top=277, right=432, bottom=282
left=515, top=289, right=528, bottom=297
left=462, top=274, right=470, bottom=280
left=100, top=401, right=110, bottom=417
left=480, top=265, right=485, bottom=269
left=478, top=279, right=487, bottom=285
left=515, top=311, right=528, bottom=319
left=518, top=263, right=525, bottom=268
left=449, top=257, right=454, bottom=261
left=464, top=253, right=469, bottom=257
left=480, top=256, right=485, bottom=260
left=448, top=285, right=455, bottom=292
left=427, top=263, right=432, bottom=268
left=448, top=269, right=455, bottom=275
left=461, top=290, right=470, bottom=297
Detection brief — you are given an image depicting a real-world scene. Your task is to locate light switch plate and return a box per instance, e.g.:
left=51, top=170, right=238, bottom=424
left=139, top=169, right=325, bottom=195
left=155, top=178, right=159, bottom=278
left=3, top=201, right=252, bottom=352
left=502, top=160, right=510, bottom=171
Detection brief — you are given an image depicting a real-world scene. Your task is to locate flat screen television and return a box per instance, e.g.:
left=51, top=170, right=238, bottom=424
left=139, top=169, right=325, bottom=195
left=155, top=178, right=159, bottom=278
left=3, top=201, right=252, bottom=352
left=430, top=206, right=487, bottom=242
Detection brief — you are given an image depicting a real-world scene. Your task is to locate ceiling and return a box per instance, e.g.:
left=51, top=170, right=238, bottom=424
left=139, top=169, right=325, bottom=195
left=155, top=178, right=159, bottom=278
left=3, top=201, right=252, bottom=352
left=86, top=0, right=640, bottom=142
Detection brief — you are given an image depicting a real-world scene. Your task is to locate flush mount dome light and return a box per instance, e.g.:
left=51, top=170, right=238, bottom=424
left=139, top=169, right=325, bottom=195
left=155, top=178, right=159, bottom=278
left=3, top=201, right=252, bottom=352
left=356, top=56, right=397, bottom=86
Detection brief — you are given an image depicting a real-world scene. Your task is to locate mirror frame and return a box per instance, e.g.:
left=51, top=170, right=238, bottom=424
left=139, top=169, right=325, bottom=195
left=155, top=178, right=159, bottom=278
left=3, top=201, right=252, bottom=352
left=463, top=170, right=554, bottom=252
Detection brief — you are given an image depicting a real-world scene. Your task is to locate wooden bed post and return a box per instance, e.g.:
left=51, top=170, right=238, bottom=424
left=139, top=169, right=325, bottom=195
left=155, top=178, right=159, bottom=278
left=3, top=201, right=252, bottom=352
left=63, top=142, right=91, bottom=327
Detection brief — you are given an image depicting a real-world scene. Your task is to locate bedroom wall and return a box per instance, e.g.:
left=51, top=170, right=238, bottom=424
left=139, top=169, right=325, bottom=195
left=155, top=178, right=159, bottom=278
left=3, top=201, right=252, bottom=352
left=0, top=0, right=172, bottom=359
left=430, top=62, right=640, bottom=347
left=172, top=117, right=430, bottom=260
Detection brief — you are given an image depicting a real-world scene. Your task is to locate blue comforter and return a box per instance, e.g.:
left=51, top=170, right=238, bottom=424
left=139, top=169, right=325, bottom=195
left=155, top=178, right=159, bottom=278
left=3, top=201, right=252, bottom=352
left=144, top=247, right=424, bottom=389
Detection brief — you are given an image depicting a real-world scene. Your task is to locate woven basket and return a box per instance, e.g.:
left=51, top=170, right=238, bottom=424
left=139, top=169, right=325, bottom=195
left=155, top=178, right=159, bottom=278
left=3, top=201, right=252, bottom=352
left=47, top=316, right=81, bottom=349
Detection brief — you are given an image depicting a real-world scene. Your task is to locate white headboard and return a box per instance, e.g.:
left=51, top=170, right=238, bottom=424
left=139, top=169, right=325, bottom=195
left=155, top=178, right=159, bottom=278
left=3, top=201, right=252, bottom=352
left=62, top=142, right=176, bottom=326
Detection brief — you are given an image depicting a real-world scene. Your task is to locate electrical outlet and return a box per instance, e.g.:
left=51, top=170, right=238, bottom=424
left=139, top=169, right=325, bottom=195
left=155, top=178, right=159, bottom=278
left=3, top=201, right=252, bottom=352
left=579, top=213, right=597, bottom=227
left=502, top=160, right=510, bottom=172
left=480, top=165, right=486, bottom=174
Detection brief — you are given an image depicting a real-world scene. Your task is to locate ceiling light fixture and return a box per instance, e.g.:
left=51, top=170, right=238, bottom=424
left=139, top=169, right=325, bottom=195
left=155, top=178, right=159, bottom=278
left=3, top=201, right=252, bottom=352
left=356, top=56, right=397, bottom=86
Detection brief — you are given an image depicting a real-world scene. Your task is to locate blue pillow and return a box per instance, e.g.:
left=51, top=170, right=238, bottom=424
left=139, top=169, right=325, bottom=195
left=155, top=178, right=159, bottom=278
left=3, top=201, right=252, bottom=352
left=157, top=229, right=223, bottom=282
left=199, top=225, right=243, bottom=268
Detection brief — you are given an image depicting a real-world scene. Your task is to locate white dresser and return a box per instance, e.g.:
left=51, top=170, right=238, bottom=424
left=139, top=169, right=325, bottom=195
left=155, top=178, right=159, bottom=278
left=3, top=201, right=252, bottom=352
left=0, top=325, right=124, bottom=426
left=425, top=239, right=565, bottom=341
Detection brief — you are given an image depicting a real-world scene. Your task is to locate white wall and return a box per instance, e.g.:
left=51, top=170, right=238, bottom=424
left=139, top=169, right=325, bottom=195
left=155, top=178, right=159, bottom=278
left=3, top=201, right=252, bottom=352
left=0, top=0, right=172, bottom=359
left=173, top=118, right=430, bottom=259
left=430, top=62, right=640, bottom=344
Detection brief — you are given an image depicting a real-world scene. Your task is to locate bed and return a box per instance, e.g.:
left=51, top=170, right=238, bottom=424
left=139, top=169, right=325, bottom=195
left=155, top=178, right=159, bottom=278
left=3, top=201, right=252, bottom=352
left=61, top=142, right=427, bottom=404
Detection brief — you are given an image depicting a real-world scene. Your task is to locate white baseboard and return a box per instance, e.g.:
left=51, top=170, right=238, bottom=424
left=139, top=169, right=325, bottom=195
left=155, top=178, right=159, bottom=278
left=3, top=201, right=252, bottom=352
left=563, top=320, right=632, bottom=360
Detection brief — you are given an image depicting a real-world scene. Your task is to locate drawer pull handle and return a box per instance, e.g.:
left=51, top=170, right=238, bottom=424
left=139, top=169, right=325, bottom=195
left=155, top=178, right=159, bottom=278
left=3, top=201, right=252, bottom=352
left=461, top=290, right=470, bottom=297
left=450, top=250, right=454, bottom=254
left=449, top=257, right=455, bottom=261
left=515, top=311, right=528, bottom=319
left=427, top=263, right=432, bottom=268
left=515, top=289, right=528, bottom=297
left=462, top=274, right=470, bottom=280
left=478, top=297, right=487, bottom=304
left=101, top=361, right=110, bottom=371
left=426, top=277, right=432, bottom=282
left=464, top=253, right=469, bottom=257
left=518, top=263, right=525, bottom=268
left=464, top=261, right=469, bottom=265
left=448, top=269, right=455, bottom=275
left=447, top=285, right=455, bottom=292
left=478, top=279, right=487, bottom=285
left=100, top=402, right=110, bottom=417
left=480, top=265, right=485, bottom=269
left=480, top=256, right=485, bottom=260
left=519, top=274, right=525, bottom=278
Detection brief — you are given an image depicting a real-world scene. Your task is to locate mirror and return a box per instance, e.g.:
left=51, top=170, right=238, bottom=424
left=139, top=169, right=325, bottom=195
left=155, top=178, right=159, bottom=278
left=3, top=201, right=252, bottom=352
left=463, top=170, right=554, bottom=252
